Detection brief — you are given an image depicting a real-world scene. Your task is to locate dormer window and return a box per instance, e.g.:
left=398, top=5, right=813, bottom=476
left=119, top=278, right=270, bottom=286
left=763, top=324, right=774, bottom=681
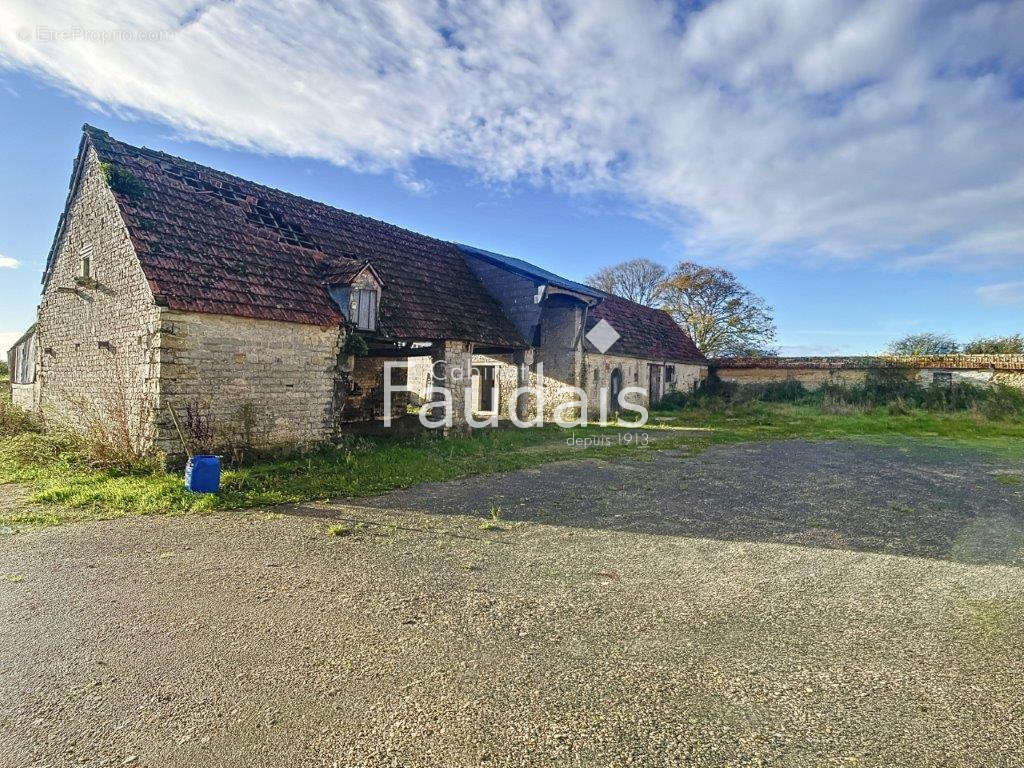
left=326, top=260, right=384, bottom=334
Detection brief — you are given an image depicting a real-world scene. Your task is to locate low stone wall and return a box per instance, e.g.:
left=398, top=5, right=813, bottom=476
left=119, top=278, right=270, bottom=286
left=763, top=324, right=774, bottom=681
left=714, top=355, right=1024, bottom=390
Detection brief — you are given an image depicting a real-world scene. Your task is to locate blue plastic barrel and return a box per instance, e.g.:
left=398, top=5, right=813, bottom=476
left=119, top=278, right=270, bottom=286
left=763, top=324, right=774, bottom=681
left=184, top=455, right=221, bottom=493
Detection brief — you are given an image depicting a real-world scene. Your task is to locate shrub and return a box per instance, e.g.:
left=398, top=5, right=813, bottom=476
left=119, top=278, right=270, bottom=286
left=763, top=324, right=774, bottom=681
left=342, top=333, right=369, bottom=356
left=694, top=366, right=1024, bottom=421
left=886, top=332, right=959, bottom=356
left=963, top=335, right=1024, bottom=355
left=656, top=369, right=737, bottom=410
left=99, top=162, right=146, bottom=197
left=732, top=379, right=808, bottom=404
left=183, top=400, right=216, bottom=454
left=51, top=357, right=158, bottom=472
left=981, top=385, right=1024, bottom=421
left=656, top=390, right=692, bottom=409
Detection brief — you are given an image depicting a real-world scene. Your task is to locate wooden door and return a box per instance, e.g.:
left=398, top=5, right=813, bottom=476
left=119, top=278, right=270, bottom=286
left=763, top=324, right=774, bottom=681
left=648, top=364, right=663, bottom=406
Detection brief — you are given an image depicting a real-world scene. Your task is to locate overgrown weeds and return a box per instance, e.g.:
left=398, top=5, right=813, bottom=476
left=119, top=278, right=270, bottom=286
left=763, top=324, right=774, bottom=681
left=479, top=505, right=504, bottom=531
left=0, top=399, right=44, bottom=438
left=51, top=354, right=158, bottom=472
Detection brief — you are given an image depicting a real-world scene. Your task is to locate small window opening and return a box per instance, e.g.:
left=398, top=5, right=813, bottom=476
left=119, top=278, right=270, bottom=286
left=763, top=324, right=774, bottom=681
left=79, top=244, right=93, bottom=279
left=932, top=371, right=952, bottom=386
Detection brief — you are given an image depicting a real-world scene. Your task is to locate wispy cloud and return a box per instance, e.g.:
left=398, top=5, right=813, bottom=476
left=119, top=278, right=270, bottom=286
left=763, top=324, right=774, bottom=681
left=976, top=281, right=1024, bottom=306
left=1, top=1, right=1022, bottom=266
left=0, top=255, right=20, bottom=269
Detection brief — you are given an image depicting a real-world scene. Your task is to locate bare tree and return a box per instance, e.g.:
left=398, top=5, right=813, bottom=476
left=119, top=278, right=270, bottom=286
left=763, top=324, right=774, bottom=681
left=586, top=258, right=667, bottom=307
left=886, top=333, right=959, bottom=356
left=660, top=262, right=777, bottom=357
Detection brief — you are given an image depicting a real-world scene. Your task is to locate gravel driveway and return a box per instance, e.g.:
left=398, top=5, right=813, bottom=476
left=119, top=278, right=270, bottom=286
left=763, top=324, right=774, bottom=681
left=1, top=439, right=1023, bottom=767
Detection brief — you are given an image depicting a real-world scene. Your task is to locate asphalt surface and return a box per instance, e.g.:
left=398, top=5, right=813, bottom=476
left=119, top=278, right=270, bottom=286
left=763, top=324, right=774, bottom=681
left=1, top=439, right=1023, bottom=767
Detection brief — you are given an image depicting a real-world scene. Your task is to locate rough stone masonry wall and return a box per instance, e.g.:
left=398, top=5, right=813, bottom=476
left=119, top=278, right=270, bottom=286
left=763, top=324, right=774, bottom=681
left=10, top=382, right=37, bottom=411
left=584, top=353, right=706, bottom=418
left=34, top=146, right=161, bottom=445
left=715, top=355, right=1024, bottom=390
left=718, top=367, right=874, bottom=388
left=153, top=311, right=342, bottom=456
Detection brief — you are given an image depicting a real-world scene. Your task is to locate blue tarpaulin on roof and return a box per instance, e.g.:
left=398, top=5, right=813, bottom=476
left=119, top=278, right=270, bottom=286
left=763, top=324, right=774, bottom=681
left=456, top=243, right=603, bottom=300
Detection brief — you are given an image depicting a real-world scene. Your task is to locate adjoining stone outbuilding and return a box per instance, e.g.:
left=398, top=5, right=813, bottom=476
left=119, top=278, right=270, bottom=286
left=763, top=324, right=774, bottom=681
left=10, top=125, right=707, bottom=457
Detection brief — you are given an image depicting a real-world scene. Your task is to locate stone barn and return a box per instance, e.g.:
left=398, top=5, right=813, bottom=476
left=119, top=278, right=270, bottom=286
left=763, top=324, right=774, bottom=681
left=12, top=125, right=707, bottom=457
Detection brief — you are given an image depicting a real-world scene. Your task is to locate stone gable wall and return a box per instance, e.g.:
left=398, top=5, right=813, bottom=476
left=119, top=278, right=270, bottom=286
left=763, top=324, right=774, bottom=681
left=34, top=147, right=161, bottom=446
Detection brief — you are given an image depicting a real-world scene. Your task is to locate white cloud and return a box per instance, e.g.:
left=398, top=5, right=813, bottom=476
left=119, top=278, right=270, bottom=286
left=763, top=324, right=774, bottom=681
left=0, top=255, right=20, bottom=269
left=1, top=0, right=1022, bottom=266
left=976, top=281, right=1024, bottom=306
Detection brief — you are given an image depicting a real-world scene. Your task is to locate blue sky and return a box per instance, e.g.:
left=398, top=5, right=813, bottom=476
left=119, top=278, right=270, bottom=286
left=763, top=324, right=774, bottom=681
left=2, top=0, right=1023, bottom=355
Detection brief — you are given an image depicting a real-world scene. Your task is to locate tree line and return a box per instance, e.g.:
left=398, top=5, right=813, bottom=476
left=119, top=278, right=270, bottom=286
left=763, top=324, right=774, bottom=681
left=586, top=258, right=1023, bottom=359
left=885, top=333, right=1024, bottom=356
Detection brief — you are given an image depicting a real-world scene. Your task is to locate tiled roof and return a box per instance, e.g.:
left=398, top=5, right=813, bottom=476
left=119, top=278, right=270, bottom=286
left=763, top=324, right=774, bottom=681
left=73, top=126, right=523, bottom=345
left=586, top=292, right=706, bottom=364
left=321, top=259, right=380, bottom=286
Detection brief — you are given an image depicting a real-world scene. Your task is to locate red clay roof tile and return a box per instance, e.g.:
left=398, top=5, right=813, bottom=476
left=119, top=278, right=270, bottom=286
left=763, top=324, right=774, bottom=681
left=81, top=126, right=523, bottom=345
left=586, top=292, right=706, bottom=364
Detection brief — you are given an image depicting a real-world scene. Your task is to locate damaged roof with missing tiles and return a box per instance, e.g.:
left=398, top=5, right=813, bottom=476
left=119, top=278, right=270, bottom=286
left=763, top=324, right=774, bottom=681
left=586, top=291, right=707, bottom=365
left=68, top=126, right=523, bottom=345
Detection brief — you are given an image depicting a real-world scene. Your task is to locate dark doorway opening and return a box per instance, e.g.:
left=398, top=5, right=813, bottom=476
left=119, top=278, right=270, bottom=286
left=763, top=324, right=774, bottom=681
left=609, top=367, right=623, bottom=412
left=477, top=365, right=497, bottom=412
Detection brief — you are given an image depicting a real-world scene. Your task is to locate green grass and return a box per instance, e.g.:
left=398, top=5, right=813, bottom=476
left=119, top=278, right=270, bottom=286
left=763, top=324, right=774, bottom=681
left=2, top=402, right=1023, bottom=531
left=994, top=472, right=1023, bottom=486
left=661, top=402, right=1024, bottom=461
